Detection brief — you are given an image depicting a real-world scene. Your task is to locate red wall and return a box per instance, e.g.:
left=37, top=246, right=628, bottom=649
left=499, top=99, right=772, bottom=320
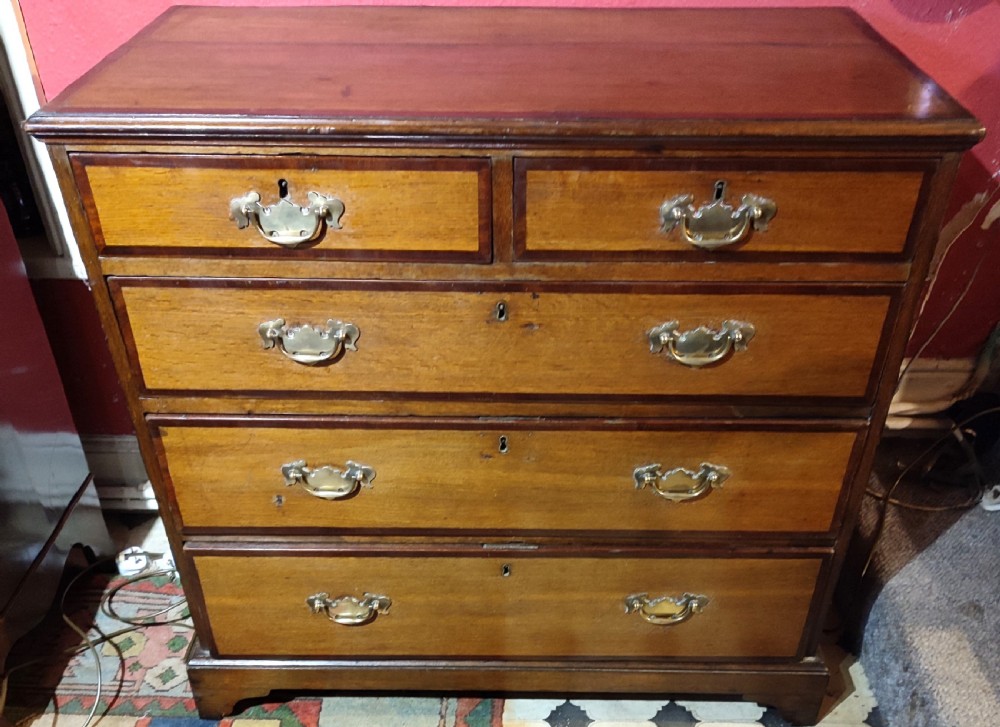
left=0, top=205, right=82, bottom=434
left=30, top=279, right=134, bottom=435
left=15, top=0, right=1000, bottom=435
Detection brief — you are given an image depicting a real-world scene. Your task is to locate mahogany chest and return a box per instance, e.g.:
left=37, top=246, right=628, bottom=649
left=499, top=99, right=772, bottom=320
left=28, top=8, right=981, bottom=724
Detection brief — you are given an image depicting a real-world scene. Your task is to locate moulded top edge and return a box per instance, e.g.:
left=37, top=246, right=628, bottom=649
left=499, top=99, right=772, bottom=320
left=24, top=112, right=986, bottom=152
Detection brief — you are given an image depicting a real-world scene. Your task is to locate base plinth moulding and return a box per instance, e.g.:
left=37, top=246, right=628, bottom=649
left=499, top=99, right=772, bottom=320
left=186, top=641, right=829, bottom=726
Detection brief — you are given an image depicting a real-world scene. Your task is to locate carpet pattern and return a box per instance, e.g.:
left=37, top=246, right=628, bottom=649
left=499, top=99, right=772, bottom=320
left=4, top=569, right=882, bottom=727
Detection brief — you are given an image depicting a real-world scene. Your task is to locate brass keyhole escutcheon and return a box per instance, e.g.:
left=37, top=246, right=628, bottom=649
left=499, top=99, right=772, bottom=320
left=501, top=563, right=512, bottom=577
left=495, top=301, right=508, bottom=322
left=498, top=435, right=509, bottom=454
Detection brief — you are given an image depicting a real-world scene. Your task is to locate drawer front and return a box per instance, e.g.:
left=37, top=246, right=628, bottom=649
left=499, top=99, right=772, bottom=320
left=194, top=553, right=823, bottom=659
left=74, top=154, right=490, bottom=260
left=516, top=160, right=924, bottom=258
left=116, top=282, right=892, bottom=400
left=158, top=422, right=859, bottom=534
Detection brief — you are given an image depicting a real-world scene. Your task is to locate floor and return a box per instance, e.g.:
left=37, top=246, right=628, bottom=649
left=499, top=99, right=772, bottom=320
left=3, top=516, right=885, bottom=727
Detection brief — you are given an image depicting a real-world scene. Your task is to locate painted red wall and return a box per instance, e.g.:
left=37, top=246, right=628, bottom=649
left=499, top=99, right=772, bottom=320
left=30, top=279, right=133, bottom=435
left=16, top=2, right=1000, bottom=435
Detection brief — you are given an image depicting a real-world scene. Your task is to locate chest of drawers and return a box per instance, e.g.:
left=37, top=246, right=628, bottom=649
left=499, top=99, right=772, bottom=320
left=29, top=7, right=981, bottom=725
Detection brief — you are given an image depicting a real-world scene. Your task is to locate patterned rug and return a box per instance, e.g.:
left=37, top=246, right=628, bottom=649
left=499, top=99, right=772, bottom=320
left=3, top=565, right=882, bottom=727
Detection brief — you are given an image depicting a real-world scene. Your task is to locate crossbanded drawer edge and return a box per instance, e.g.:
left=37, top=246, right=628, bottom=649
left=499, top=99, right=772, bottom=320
left=514, top=157, right=930, bottom=260
left=109, top=279, right=899, bottom=402
left=151, top=417, right=866, bottom=535
left=71, top=152, right=492, bottom=261
left=191, top=551, right=826, bottom=660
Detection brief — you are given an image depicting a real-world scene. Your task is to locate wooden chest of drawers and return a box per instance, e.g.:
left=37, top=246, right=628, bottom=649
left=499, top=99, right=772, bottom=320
left=29, top=7, right=981, bottom=724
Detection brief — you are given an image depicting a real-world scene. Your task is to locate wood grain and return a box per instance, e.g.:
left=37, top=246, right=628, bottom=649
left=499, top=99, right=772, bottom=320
left=157, top=424, right=858, bottom=534
left=28, top=8, right=981, bottom=146
left=520, top=166, right=922, bottom=256
left=140, top=397, right=876, bottom=420
left=99, top=255, right=914, bottom=284
left=77, top=155, right=487, bottom=256
left=194, top=553, right=822, bottom=659
left=116, top=283, right=892, bottom=399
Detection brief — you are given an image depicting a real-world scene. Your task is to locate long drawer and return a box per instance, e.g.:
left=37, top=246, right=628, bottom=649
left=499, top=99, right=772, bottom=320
left=155, top=420, right=860, bottom=534
left=516, top=158, right=925, bottom=259
left=114, top=281, right=893, bottom=400
left=192, top=551, right=824, bottom=659
left=73, top=154, right=491, bottom=260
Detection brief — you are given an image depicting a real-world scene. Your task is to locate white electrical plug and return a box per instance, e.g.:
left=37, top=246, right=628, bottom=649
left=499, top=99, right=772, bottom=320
left=116, top=546, right=150, bottom=576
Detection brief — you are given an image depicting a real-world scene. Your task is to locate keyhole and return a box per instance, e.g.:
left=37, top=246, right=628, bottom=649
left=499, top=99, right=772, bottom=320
left=498, top=435, right=509, bottom=454
left=713, top=180, right=727, bottom=201
left=273, top=494, right=285, bottom=507
left=495, top=301, right=508, bottom=322
left=501, top=564, right=512, bottom=577
left=277, top=178, right=289, bottom=199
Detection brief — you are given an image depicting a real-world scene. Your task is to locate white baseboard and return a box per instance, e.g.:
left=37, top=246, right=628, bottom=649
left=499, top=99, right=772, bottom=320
left=887, top=357, right=975, bottom=429
left=80, top=434, right=157, bottom=510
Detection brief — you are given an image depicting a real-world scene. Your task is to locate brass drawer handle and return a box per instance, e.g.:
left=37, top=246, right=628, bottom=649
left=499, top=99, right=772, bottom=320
left=648, top=320, right=754, bottom=367
left=282, top=460, right=376, bottom=500
left=660, top=180, right=775, bottom=250
left=259, top=318, right=359, bottom=365
left=624, top=592, right=709, bottom=626
left=633, top=462, right=730, bottom=502
left=230, top=189, right=345, bottom=248
left=306, top=592, right=391, bottom=626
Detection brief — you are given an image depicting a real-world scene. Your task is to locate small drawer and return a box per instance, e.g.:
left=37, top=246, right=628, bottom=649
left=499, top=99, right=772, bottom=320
left=72, top=153, right=490, bottom=261
left=193, top=550, right=823, bottom=659
left=515, top=158, right=925, bottom=259
left=114, top=280, right=892, bottom=401
left=155, top=420, right=860, bottom=535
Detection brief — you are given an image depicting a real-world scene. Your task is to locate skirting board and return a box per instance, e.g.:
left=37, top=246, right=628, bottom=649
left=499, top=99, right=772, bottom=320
left=887, top=357, right=975, bottom=429
left=80, top=434, right=156, bottom=510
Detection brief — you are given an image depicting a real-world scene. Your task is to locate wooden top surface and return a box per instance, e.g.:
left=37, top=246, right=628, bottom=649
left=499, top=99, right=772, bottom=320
left=29, top=6, right=982, bottom=146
